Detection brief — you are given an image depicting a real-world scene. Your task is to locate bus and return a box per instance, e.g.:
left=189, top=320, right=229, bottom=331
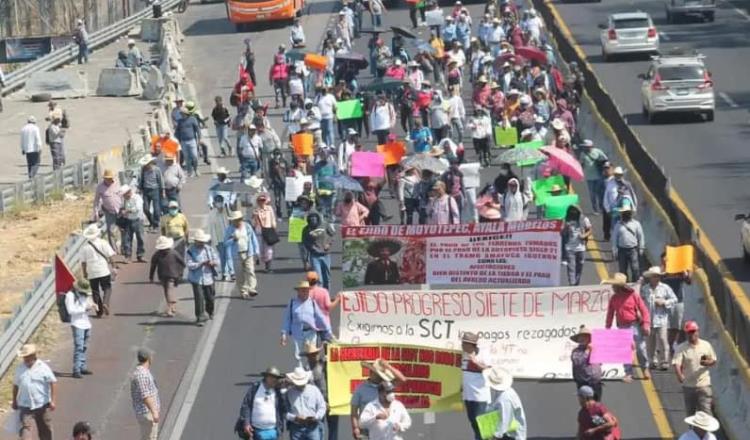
left=226, top=0, right=304, bottom=31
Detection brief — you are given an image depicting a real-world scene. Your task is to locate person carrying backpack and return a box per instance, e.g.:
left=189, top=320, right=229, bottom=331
left=442, top=160, right=466, bottom=220
left=64, top=279, right=98, bottom=378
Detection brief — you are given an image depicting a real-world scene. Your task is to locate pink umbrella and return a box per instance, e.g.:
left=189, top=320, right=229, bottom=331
left=541, top=146, right=584, bottom=181
left=515, top=46, right=548, bottom=64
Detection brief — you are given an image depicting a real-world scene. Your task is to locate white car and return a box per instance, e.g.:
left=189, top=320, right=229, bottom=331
left=599, top=12, right=659, bottom=61
left=639, top=54, right=715, bottom=123
left=735, top=213, right=750, bottom=261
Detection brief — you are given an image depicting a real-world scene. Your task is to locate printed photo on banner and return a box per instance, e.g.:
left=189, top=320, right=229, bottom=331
left=337, top=286, right=624, bottom=379
left=326, top=343, right=463, bottom=415
left=341, top=221, right=562, bottom=288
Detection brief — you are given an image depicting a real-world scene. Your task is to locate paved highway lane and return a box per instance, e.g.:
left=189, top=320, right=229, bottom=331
left=550, top=0, right=750, bottom=290
left=171, top=1, right=666, bottom=438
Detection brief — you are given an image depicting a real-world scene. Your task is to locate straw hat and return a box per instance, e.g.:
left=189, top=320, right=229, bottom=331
left=102, top=169, right=115, bottom=179
left=461, top=332, right=480, bottom=345
left=286, top=367, right=312, bottom=386
left=570, top=325, right=592, bottom=343
left=228, top=211, right=244, bottom=221
left=643, top=266, right=663, bottom=278
left=549, top=184, right=563, bottom=193
left=139, top=154, right=156, bottom=167
left=245, top=175, right=264, bottom=189
left=306, top=271, right=319, bottom=282
left=193, top=229, right=211, bottom=243
left=303, top=341, right=322, bottom=355
left=17, top=344, right=37, bottom=358
left=361, top=359, right=396, bottom=382
left=74, top=278, right=92, bottom=295
left=366, top=239, right=402, bottom=257
left=613, top=166, right=624, bottom=175
left=684, top=411, right=719, bottom=432
left=155, top=236, right=174, bottom=250
left=483, top=366, right=514, bottom=391
left=428, top=145, right=445, bottom=157
left=82, top=223, right=100, bottom=240
left=551, top=118, right=565, bottom=130
left=216, top=166, right=229, bottom=175
left=601, top=272, right=629, bottom=288
left=294, top=280, right=311, bottom=290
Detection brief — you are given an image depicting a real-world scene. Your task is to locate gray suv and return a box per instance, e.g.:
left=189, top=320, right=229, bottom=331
left=666, top=0, right=716, bottom=22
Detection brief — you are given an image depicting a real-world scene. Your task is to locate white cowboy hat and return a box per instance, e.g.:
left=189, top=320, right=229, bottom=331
left=155, top=236, right=174, bottom=250
left=193, top=229, right=211, bottom=243
left=227, top=211, right=244, bottom=221
left=216, top=166, right=229, bottom=175
left=483, top=366, right=514, bottom=391
left=601, top=272, right=631, bottom=289
left=361, top=359, right=396, bottom=382
left=82, top=223, right=100, bottom=240
left=643, top=266, right=663, bottom=278
left=551, top=118, right=565, bottom=130
left=244, top=175, right=264, bottom=189
left=428, top=145, right=444, bottom=157
left=139, top=154, right=156, bottom=167
left=684, top=411, right=720, bottom=432
left=286, top=366, right=312, bottom=387
left=17, top=344, right=37, bottom=358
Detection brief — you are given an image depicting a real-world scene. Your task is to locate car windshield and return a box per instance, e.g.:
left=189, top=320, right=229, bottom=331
left=613, top=18, right=650, bottom=29
left=658, top=65, right=705, bottom=81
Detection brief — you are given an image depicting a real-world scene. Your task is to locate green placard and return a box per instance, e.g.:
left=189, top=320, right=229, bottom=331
left=336, top=99, right=364, bottom=120
left=288, top=217, right=307, bottom=243
left=544, top=194, right=580, bottom=219
left=476, top=410, right=521, bottom=440
left=531, top=175, right=566, bottom=207
left=494, top=126, right=518, bottom=147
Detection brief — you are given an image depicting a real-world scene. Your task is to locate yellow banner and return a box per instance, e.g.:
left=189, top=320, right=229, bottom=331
left=326, top=343, right=463, bottom=416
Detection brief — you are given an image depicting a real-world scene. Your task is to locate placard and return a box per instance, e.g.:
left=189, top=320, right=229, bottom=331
left=494, top=126, right=518, bottom=147
left=476, top=411, right=521, bottom=440
left=543, top=194, right=579, bottom=220
left=377, top=142, right=406, bottom=166
left=665, top=245, right=694, bottom=274
left=336, top=99, right=364, bottom=120
left=291, top=132, right=314, bottom=156
left=531, top=175, right=566, bottom=207
left=589, top=328, right=634, bottom=364
left=425, top=9, right=445, bottom=27
left=459, top=162, right=481, bottom=188
left=288, top=217, right=307, bottom=243
left=351, top=151, right=385, bottom=177
left=285, top=175, right=313, bottom=202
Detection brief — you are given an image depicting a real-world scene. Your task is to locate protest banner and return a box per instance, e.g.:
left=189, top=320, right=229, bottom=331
left=494, top=126, right=518, bottom=147
left=377, top=142, right=406, bottom=166
left=288, top=217, right=307, bottom=243
left=284, top=175, right=313, bottom=202
left=531, top=175, right=566, bottom=207
left=459, top=162, right=481, bottom=188
left=326, top=343, right=463, bottom=415
left=342, top=221, right=562, bottom=288
left=291, top=132, right=314, bottom=156
left=336, top=99, right=364, bottom=120
left=477, top=411, right=521, bottom=440
left=665, top=245, right=694, bottom=273
left=589, top=329, right=634, bottom=364
left=338, top=286, right=625, bottom=379
left=351, top=151, right=385, bottom=177
left=425, top=9, right=445, bottom=27
left=543, top=194, right=580, bottom=220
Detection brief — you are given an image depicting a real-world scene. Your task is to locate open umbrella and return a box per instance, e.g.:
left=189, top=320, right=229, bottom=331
left=285, top=49, right=306, bottom=62
left=494, top=52, right=520, bottom=69
left=400, top=154, right=449, bottom=174
left=322, top=175, right=364, bottom=192
left=391, top=26, right=418, bottom=40
left=541, top=146, right=584, bottom=181
left=335, top=52, right=369, bottom=70
left=497, top=147, right=546, bottom=166
left=406, top=39, right=437, bottom=55
left=362, top=77, right=404, bottom=93
left=360, top=27, right=389, bottom=34
left=515, top=46, right=548, bottom=64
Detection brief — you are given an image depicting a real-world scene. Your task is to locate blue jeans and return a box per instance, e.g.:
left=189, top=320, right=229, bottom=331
left=621, top=324, right=648, bottom=377
left=218, top=243, right=234, bottom=278
left=321, top=118, right=335, bottom=148
left=464, top=400, right=487, bottom=440
left=586, top=179, right=604, bottom=213
left=372, top=13, right=382, bottom=27
left=326, top=415, right=339, bottom=440
left=142, top=188, right=162, bottom=228
left=617, top=247, right=640, bottom=282
left=252, top=427, right=279, bottom=440
left=240, top=156, right=259, bottom=180
left=299, top=243, right=310, bottom=269
left=182, top=139, right=199, bottom=174
left=25, top=152, right=41, bottom=178
left=121, top=218, right=145, bottom=259
left=72, top=327, right=90, bottom=374
left=215, top=123, right=232, bottom=154
left=77, top=43, right=89, bottom=64
left=310, top=254, right=331, bottom=290
left=289, top=423, right=322, bottom=440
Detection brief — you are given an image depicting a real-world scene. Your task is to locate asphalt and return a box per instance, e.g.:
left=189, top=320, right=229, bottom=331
left=549, top=0, right=750, bottom=292
left=172, top=1, right=669, bottom=439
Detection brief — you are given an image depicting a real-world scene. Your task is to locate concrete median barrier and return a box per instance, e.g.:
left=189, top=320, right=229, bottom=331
left=25, top=70, right=89, bottom=99
left=96, top=67, right=144, bottom=96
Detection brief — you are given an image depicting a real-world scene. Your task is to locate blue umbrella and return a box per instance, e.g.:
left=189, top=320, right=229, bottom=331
left=322, top=175, right=364, bottom=192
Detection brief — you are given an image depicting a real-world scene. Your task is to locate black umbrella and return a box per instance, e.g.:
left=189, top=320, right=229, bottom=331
left=335, top=52, right=369, bottom=70
left=360, top=27, right=389, bottom=34
left=405, top=39, right=436, bottom=55
left=361, top=77, right=404, bottom=93
left=391, top=26, right=418, bottom=40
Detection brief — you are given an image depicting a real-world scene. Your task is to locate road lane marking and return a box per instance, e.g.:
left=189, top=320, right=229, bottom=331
left=719, top=92, right=739, bottom=108
left=659, top=32, right=669, bottom=41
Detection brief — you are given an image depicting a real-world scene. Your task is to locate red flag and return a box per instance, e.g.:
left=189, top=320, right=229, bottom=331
left=54, top=254, right=75, bottom=296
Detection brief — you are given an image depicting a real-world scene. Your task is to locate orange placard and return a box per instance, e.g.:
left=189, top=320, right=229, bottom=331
left=292, top=133, right=314, bottom=156
left=304, top=53, right=328, bottom=71
left=665, top=245, right=694, bottom=274
left=376, top=141, right=406, bottom=166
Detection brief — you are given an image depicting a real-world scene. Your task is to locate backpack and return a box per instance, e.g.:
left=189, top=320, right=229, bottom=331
left=57, top=293, right=71, bottom=323
left=61, top=110, right=70, bottom=129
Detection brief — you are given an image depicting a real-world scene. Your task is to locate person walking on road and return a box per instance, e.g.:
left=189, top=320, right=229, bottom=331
left=284, top=367, right=327, bottom=440
left=350, top=360, right=407, bottom=440
left=149, top=236, right=185, bottom=317
left=237, top=366, right=286, bottom=440
left=302, top=341, right=337, bottom=440
left=576, top=385, right=620, bottom=440
left=281, top=280, right=333, bottom=368
left=130, top=349, right=160, bottom=440
left=208, top=195, right=234, bottom=281
left=359, top=381, right=412, bottom=440
left=570, top=326, right=603, bottom=401
left=175, top=107, right=202, bottom=177
left=160, top=200, right=189, bottom=244
left=640, top=266, right=678, bottom=370
left=212, top=96, right=233, bottom=156
left=20, top=116, right=43, bottom=178
left=428, top=181, right=460, bottom=225
left=253, top=193, right=278, bottom=273
left=13, top=344, right=57, bottom=440
left=460, top=332, right=491, bottom=440
left=302, top=212, right=334, bottom=290
left=46, top=116, right=66, bottom=170
left=306, top=271, right=339, bottom=328
left=119, top=185, right=146, bottom=263
left=138, top=155, right=164, bottom=232
left=65, top=279, right=97, bottom=378
left=604, top=272, right=651, bottom=382
left=484, top=366, right=527, bottom=440
left=80, top=223, right=116, bottom=317
left=661, top=250, right=691, bottom=356
left=73, top=19, right=89, bottom=64
left=562, top=205, right=591, bottom=286
left=224, top=210, right=260, bottom=298
left=679, top=411, right=719, bottom=440
left=186, top=229, right=220, bottom=326
left=673, top=321, right=717, bottom=416
left=93, top=168, right=122, bottom=252
left=578, top=139, right=608, bottom=215
left=611, top=205, right=644, bottom=282
left=162, top=153, right=186, bottom=205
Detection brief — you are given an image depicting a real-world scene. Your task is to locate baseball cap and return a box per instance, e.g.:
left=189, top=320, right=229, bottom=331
left=577, top=385, right=595, bottom=398
left=684, top=321, right=699, bottom=333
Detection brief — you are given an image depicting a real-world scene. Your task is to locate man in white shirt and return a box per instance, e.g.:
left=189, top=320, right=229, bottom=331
left=359, top=382, right=412, bottom=440
left=20, top=116, right=43, bottom=178
left=238, top=366, right=285, bottom=439
left=65, top=279, right=98, bottom=378
left=484, top=366, right=527, bottom=440
left=239, top=124, right=263, bottom=180
left=317, top=88, right=338, bottom=148
left=290, top=17, right=306, bottom=47
left=13, top=344, right=57, bottom=440
left=678, top=411, right=719, bottom=440
left=80, top=223, right=116, bottom=317
left=461, top=332, right=491, bottom=440
left=338, top=128, right=359, bottom=173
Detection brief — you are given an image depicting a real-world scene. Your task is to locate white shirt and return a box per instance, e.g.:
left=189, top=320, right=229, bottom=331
left=678, top=431, right=717, bottom=440
left=20, top=123, right=43, bottom=154
left=360, top=399, right=412, bottom=440
left=65, top=291, right=92, bottom=330
left=446, top=95, right=466, bottom=120
left=446, top=49, right=466, bottom=68
left=122, top=194, right=145, bottom=221
left=469, top=115, right=492, bottom=139
left=250, top=383, right=277, bottom=429
left=488, top=388, right=527, bottom=440
left=290, top=25, right=306, bottom=45
left=370, top=103, right=395, bottom=131
left=240, top=134, right=262, bottom=160
left=317, top=94, right=337, bottom=119
left=289, top=77, right=305, bottom=97
left=462, top=350, right=491, bottom=402
left=338, top=141, right=356, bottom=173
left=80, top=238, right=115, bottom=279
left=14, top=360, right=56, bottom=410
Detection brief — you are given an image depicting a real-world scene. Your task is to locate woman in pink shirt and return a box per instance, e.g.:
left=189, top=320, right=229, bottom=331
left=335, top=191, right=370, bottom=226
left=252, top=193, right=278, bottom=272
left=306, top=271, right=339, bottom=326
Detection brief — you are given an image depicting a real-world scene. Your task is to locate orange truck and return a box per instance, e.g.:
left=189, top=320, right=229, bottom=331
left=226, top=0, right=305, bottom=31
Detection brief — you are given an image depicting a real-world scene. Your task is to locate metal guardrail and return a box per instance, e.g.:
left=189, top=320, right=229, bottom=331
left=0, top=0, right=180, bottom=98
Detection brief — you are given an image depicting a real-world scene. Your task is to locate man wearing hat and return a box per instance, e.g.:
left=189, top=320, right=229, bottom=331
left=119, top=185, right=146, bottom=263
left=679, top=411, right=719, bottom=440
left=611, top=204, right=644, bottom=282
left=13, top=344, right=57, bottom=440
left=239, top=124, right=263, bottom=180
left=73, top=18, right=88, bottom=64
left=364, top=239, right=401, bottom=285
left=160, top=200, right=189, bottom=242
left=281, top=280, right=332, bottom=367
left=673, top=321, right=717, bottom=416
left=81, top=223, right=116, bottom=317
left=285, top=366, right=327, bottom=439
left=208, top=194, right=234, bottom=281
left=351, top=359, right=407, bottom=440
left=302, top=212, right=335, bottom=290
left=130, top=348, right=160, bottom=440
left=65, top=279, right=97, bottom=378
left=150, top=129, right=181, bottom=161
left=162, top=151, right=186, bottom=206
left=641, top=266, right=678, bottom=370
left=576, top=385, right=620, bottom=440
left=237, top=367, right=286, bottom=439
left=93, top=168, right=123, bottom=251
left=570, top=326, right=603, bottom=401
left=461, top=332, right=491, bottom=440
left=603, top=166, right=637, bottom=224
left=126, top=38, right=143, bottom=68
left=604, top=272, right=651, bottom=382
left=224, top=210, right=260, bottom=298
left=207, top=166, right=237, bottom=210
left=578, top=139, right=608, bottom=215
left=484, top=366, right=527, bottom=440
left=359, top=381, right=412, bottom=440
left=138, top=155, right=164, bottom=231
left=186, top=229, right=220, bottom=326
left=175, top=101, right=202, bottom=177
left=20, top=115, right=43, bottom=178
left=149, top=236, right=184, bottom=317
left=488, top=18, right=505, bottom=56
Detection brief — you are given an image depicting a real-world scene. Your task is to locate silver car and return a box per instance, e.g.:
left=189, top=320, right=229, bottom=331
left=599, top=12, right=659, bottom=61
left=639, top=54, right=715, bottom=122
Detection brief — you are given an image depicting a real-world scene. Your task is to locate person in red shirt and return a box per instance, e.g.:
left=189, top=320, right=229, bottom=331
left=231, top=72, right=255, bottom=108
left=604, top=272, right=651, bottom=382
left=577, top=385, right=621, bottom=440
